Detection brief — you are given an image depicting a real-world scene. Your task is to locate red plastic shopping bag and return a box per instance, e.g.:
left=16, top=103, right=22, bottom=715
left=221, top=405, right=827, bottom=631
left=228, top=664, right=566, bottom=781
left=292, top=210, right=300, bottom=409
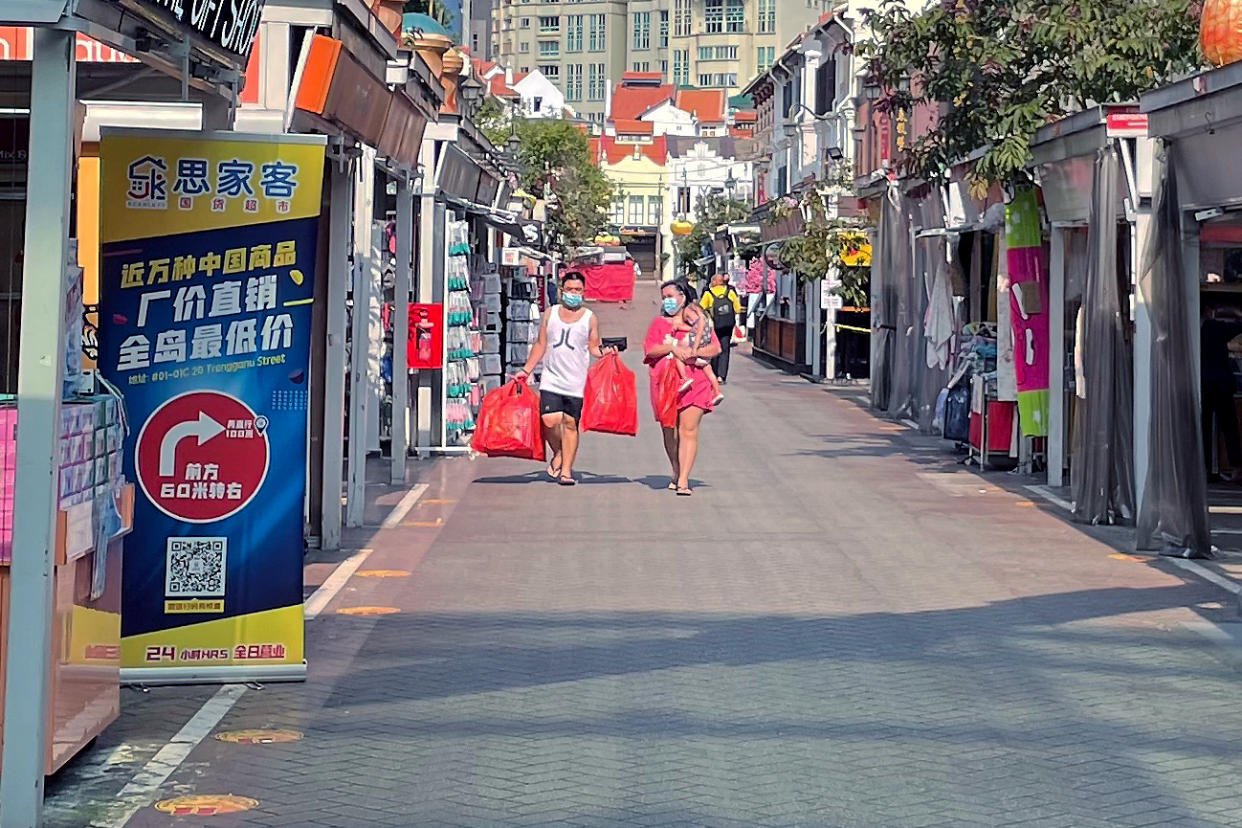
left=582, top=353, right=638, bottom=436
left=654, top=359, right=682, bottom=429
left=473, top=377, right=545, bottom=461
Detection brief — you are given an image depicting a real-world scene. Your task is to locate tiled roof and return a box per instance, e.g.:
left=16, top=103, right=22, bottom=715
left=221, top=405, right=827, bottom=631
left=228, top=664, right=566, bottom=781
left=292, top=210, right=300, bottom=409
left=733, top=110, right=758, bottom=123
left=620, top=71, right=665, bottom=83
left=675, top=89, right=727, bottom=123
left=613, top=119, right=655, bottom=135
left=488, top=74, right=518, bottom=97
left=595, top=136, right=668, bottom=165
left=611, top=82, right=675, bottom=121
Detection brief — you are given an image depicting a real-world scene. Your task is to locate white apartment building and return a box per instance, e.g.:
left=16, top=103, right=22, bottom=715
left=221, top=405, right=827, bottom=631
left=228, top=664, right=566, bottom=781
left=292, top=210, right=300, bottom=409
left=490, top=0, right=838, bottom=119
left=489, top=0, right=629, bottom=122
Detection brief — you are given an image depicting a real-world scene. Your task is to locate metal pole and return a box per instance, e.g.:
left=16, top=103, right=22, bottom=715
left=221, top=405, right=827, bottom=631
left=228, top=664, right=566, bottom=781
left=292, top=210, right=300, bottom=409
left=346, top=148, right=376, bottom=527
left=1, top=28, right=74, bottom=828
left=1047, top=227, right=1066, bottom=488
left=415, top=144, right=436, bottom=451
left=319, top=155, right=352, bottom=551
left=391, top=177, right=413, bottom=484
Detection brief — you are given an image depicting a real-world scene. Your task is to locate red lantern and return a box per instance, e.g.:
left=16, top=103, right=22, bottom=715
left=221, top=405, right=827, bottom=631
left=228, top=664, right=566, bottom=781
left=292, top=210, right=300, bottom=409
left=1202, top=0, right=1242, bottom=67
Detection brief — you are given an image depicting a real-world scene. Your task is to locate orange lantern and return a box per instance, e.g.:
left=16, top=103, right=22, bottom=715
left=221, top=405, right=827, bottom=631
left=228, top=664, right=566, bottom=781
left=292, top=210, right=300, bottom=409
left=1202, top=0, right=1242, bottom=67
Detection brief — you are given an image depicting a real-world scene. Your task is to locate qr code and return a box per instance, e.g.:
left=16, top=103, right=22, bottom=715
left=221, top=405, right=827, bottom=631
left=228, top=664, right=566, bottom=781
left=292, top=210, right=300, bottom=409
left=165, top=537, right=227, bottom=597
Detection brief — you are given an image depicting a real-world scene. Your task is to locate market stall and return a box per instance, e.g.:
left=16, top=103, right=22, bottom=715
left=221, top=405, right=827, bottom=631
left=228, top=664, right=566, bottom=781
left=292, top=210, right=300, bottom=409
left=1030, top=105, right=1151, bottom=524
left=1138, top=60, right=1242, bottom=556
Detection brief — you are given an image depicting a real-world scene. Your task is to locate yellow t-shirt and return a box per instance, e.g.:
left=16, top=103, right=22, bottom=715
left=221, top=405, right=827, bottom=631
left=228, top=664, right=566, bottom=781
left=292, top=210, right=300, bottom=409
left=700, top=285, right=743, bottom=320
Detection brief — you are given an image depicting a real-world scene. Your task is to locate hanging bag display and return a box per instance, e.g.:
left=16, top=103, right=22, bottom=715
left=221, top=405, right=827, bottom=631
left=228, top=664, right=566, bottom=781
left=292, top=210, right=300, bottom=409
left=581, top=353, right=639, bottom=436
left=473, top=377, right=545, bottom=461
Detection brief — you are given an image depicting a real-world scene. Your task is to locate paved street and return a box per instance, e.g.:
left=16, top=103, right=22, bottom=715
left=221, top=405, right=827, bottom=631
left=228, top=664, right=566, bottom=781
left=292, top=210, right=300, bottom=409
left=44, top=285, right=1242, bottom=827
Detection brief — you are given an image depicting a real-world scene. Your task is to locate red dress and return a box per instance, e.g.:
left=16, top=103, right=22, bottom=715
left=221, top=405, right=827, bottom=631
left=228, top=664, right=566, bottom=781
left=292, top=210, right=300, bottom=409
left=643, top=317, right=719, bottom=423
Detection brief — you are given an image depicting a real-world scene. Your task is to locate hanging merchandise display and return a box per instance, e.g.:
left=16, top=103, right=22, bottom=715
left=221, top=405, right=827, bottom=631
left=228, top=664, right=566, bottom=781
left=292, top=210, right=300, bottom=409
left=98, top=129, right=326, bottom=681
left=1005, top=187, right=1051, bottom=437
left=444, top=219, right=481, bottom=442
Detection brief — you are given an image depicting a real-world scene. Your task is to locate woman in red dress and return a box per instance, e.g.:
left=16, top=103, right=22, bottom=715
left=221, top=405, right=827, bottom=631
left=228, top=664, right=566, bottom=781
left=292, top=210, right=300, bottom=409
left=644, top=279, right=722, bottom=496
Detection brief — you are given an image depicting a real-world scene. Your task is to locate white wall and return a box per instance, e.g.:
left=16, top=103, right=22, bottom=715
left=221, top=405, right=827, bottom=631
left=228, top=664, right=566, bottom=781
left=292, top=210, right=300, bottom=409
left=513, top=71, right=565, bottom=119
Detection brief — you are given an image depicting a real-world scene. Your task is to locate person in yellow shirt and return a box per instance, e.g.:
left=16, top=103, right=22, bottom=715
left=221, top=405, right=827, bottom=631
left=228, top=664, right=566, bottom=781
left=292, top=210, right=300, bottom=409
left=700, top=271, right=744, bottom=384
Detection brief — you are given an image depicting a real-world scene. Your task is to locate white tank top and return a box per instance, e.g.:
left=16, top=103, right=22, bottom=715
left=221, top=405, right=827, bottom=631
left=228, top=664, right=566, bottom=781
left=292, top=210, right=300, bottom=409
left=541, top=305, right=593, bottom=397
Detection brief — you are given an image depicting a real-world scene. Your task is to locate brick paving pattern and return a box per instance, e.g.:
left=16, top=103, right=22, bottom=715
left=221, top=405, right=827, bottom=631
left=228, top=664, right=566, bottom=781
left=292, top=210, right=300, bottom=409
left=43, top=287, right=1242, bottom=827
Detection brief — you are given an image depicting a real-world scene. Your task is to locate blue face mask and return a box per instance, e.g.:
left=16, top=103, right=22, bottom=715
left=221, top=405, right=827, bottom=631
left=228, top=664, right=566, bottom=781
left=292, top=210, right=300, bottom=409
left=662, top=297, right=682, bottom=316
left=562, top=293, right=583, bottom=309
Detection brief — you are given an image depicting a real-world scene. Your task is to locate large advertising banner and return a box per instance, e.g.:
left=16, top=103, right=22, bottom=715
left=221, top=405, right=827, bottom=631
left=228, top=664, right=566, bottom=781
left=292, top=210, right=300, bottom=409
left=1005, top=187, right=1050, bottom=437
left=98, top=130, right=325, bottom=681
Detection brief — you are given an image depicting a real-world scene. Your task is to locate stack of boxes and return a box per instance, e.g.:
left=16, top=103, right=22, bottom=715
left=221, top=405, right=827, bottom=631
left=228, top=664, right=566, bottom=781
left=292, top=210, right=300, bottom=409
left=0, top=398, right=124, bottom=564
left=506, top=273, right=541, bottom=379
left=478, top=269, right=504, bottom=394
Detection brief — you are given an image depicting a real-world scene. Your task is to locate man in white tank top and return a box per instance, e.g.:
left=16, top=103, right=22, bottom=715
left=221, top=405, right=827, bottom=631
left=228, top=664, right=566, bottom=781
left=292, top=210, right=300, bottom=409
left=515, top=272, right=611, bottom=485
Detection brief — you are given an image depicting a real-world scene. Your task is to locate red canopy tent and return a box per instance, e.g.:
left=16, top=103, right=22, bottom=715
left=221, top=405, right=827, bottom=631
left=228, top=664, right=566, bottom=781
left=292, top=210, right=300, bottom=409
left=568, top=247, right=636, bottom=303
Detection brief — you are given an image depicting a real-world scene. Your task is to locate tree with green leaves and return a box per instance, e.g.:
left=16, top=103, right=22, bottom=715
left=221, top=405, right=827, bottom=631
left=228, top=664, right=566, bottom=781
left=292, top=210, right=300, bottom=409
left=674, top=193, right=750, bottom=277
left=510, top=118, right=613, bottom=255
left=861, top=0, right=1202, bottom=189
left=476, top=96, right=513, bottom=148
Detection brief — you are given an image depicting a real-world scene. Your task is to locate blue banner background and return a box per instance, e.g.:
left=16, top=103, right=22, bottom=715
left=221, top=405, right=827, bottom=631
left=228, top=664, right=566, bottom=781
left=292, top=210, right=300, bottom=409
left=99, top=218, right=316, bottom=638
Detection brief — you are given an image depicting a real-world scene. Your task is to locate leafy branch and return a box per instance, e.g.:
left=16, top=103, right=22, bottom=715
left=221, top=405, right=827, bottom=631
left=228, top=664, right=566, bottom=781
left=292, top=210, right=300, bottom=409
left=860, top=0, right=1202, bottom=187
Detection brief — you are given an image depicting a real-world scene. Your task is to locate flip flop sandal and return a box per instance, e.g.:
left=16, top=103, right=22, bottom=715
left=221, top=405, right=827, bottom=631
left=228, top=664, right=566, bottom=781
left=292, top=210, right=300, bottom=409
left=668, top=481, right=678, bottom=490
left=547, top=460, right=562, bottom=479
left=675, top=487, right=693, bottom=496
left=558, top=476, right=578, bottom=486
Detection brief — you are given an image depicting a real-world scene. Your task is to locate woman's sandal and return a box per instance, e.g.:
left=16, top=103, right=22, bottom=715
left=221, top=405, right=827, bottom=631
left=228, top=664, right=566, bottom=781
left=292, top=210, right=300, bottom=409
left=547, top=459, right=562, bottom=480
left=558, top=476, right=578, bottom=486
left=675, top=486, right=693, bottom=496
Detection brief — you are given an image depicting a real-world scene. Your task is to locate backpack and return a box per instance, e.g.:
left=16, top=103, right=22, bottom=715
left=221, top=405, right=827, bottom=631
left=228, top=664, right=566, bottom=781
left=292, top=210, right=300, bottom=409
left=711, top=288, right=736, bottom=328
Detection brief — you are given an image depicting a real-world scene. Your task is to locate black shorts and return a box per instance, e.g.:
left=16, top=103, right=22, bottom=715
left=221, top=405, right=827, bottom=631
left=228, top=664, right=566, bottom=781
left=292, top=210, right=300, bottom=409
left=540, top=390, right=583, bottom=421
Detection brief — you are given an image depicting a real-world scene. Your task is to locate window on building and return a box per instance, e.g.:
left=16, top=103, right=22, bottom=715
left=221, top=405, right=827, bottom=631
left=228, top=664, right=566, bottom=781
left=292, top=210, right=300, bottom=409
left=520, top=41, right=530, bottom=52
left=758, top=0, right=775, bottom=33
left=539, top=63, right=560, bottom=79
left=590, top=63, right=607, bottom=99
left=539, top=39, right=559, bottom=55
left=660, top=59, right=669, bottom=78
left=566, top=64, right=583, bottom=100
left=566, top=14, right=583, bottom=50
left=698, top=72, right=738, bottom=87
left=521, top=17, right=531, bottom=28
left=776, top=166, right=787, bottom=196
left=725, top=0, right=744, bottom=32
left=633, top=11, right=650, bottom=50
left=704, top=0, right=723, bottom=33
left=815, top=59, right=836, bottom=115
left=589, top=14, right=606, bottom=50
left=673, top=49, right=690, bottom=86
left=677, top=186, right=690, bottom=214
left=757, top=45, right=774, bottom=71
left=674, top=0, right=691, bottom=36
left=628, top=196, right=644, bottom=225
left=699, top=45, right=738, bottom=60
left=659, top=10, right=669, bottom=46
left=632, top=61, right=651, bottom=72
left=613, top=199, right=625, bottom=224
left=782, top=81, right=794, bottom=118
left=647, top=196, right=662, bottom=225
left=539, top=15, right=560, bottom=32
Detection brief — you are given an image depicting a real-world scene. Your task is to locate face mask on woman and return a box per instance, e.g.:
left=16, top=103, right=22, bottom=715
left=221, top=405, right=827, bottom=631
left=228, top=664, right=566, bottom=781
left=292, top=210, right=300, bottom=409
left=562, top=293, right=583, bottom=309
left=662, top=296, right=682, bottom=316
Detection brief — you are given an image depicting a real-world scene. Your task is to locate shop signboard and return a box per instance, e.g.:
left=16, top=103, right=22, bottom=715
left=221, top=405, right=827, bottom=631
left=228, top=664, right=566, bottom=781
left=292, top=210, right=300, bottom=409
left=98, top=129, right=326, bottom=681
